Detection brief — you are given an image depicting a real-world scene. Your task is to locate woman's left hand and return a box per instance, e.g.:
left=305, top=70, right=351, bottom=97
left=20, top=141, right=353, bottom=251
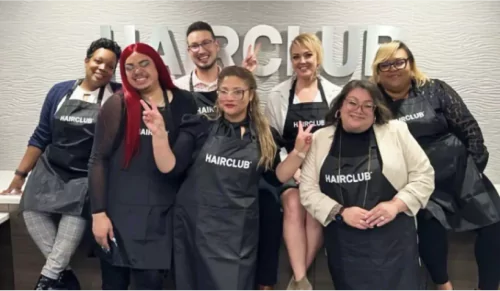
left=364, top=200, right=400, bottom=227
left=294, top=121, right=314, bottom=153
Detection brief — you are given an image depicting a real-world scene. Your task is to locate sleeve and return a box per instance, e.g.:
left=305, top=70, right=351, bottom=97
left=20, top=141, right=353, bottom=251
left=394, top=121, right=435, bottom=216
left=27, top=84, right=60, bottom=150
left=169, top=114, right=210, bottom=176
left=299, top=130, right=340, bottom=226
left=261, top=127, right=285, bottom=187
left=88, top=94, right=124, bottom=214
left=436, top=80, right=489, bottom=172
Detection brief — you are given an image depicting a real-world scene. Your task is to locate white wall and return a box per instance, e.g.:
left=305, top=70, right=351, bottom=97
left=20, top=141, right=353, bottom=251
left=0, top=1, right=499, bottom=181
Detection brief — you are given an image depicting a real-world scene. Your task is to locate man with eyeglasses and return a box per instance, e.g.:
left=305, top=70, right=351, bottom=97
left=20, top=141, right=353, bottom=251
left=174, top=21, right=258, bottom=118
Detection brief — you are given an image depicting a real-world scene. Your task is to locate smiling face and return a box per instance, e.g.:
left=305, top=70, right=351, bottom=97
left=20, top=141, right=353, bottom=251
left=339, top=88, right=376, bottom=133
left=84, top=48, right=117, bottom=89
left=187, top=30, right=219, bottom=71
left=217, top=75, right=252, bottom=122
left=124, top=52, right=159, bottom=92
left=377, top=48, right=412, bottom=93
left=291, top=43, right=318, bottom=80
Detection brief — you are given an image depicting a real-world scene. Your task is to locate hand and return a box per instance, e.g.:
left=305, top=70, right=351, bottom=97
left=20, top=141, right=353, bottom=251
left=293, top=168, right=301, bottom=184
left=92, top=213, right=114, bottom=252
left=364, top=200, right=401, bottom=227
left=1, top=175, right=25, bottom=195
left=241, top=43, right=261, bottom=73
left=341, top=207, right=371, bottom=230
left=294, top=121, right=313, bottom=153
left=140, top=97, right=166, bottom=136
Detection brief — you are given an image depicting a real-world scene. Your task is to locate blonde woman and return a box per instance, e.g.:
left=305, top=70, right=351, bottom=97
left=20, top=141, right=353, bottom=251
left=299, top=79, right=434, bottom=289
left=371, top=40, right=500, bottom=290
left=264, top=33, right=341, bottom=289
left=140, top=66, right=313, bottom=289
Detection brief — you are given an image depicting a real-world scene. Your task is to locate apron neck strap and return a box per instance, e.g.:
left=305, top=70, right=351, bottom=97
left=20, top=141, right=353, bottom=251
left=64, top=79, right=83, bottom=102
left=189, top=71, right=194, bottom=92
left=288, top=77, right=328, bottom=105
left=64, top=79, right=106, bottom=105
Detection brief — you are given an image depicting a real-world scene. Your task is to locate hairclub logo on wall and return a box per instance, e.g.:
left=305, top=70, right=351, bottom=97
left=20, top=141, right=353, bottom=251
left=100, top=24, right=404, bottom=77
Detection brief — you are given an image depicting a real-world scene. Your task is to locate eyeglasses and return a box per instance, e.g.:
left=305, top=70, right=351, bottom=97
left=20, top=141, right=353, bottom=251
left=377, top=58, right=408, bottom=72
left=188, top=39, right=214, bottom=52
left=217, top=88, right=250, bottom=100
left=344, top=98, right=376, bottom=112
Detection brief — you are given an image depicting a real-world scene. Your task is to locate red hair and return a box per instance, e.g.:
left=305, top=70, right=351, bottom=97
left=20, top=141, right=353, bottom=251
left=119, top=43, right=177, bottom=168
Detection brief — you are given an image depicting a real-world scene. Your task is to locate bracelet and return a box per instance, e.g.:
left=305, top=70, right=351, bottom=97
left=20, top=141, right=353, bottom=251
left=15, top=169, right=28, bottom=178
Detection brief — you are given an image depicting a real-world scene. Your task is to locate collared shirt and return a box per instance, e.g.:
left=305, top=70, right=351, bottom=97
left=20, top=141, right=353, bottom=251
left=173, top=66, right=221, bottom=92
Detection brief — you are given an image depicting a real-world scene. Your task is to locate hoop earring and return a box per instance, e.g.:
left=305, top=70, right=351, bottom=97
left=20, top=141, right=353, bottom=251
left=335, top=110, right=340, bottom=118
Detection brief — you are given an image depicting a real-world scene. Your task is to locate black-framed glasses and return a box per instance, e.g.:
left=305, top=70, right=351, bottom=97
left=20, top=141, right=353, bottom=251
left=344, top=98, right=376, bottom=112
left=217, top=88, right=250, bottom=100
left=188, top=39, right=214, bottom=52
left=377, top=58, right=408, bottom=72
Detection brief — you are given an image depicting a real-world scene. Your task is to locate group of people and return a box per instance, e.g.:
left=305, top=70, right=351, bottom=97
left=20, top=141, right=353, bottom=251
left=2, top=20, right=500, bottom=290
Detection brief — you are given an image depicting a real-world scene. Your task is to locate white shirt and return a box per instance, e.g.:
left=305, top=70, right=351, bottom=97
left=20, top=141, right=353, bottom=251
left=55, top=83, right=114, bottom=113
left=174, top=66, right=221, bottom=92
left=263, top=76, right=342, bottom=136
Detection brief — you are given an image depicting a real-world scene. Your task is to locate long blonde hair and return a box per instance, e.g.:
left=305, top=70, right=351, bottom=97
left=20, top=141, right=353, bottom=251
left=216, top=66, right=277, bottom=170
left=370, top=41, right=429, bottom=87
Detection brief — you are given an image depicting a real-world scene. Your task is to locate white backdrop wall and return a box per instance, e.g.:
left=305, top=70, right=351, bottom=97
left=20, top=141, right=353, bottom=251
left=1, top=1, right=499, bottom=182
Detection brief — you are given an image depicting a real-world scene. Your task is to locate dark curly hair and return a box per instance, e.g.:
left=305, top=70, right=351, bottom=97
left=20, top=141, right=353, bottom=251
left=85, top=38, right=122, bottom=63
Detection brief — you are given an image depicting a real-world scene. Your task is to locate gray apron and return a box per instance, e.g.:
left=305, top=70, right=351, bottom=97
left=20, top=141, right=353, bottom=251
left=21, top=79, right=104, bottom=216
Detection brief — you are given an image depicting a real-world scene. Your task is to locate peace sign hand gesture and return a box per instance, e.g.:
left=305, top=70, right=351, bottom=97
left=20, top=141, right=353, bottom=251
left=294, top=121, right=314, bottom=153
left=242, top=43, right=261, bottom=73
left=140, top=97, right=166, bottom=136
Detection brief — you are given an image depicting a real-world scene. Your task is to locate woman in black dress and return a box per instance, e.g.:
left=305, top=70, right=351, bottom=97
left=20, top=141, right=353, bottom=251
left=88, top=42, right=198, bottom=290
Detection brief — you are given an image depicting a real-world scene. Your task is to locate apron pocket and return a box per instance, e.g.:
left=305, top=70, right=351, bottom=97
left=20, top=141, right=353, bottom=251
left=196, top=204, right=259, bottom=260
left=145, top=205, right=173, bottom=240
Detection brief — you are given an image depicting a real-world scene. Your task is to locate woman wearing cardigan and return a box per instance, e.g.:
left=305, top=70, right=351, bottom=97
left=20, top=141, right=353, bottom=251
left=299, top=79, right=434, bottom=289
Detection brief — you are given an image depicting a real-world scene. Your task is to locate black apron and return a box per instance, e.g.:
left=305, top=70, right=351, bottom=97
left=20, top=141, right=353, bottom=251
left=174, top=120, right=261, bottom=290
left=189, top=71, right=218, bottom=119
left=320, top=128, right=421, bottom=290
left=391, top=90, right=500, bottom=231
left=98, top=92, right=177, bottom=270
left=21, top=79, right=105, bottom=216
left=282, top=78, right=329, bottom=153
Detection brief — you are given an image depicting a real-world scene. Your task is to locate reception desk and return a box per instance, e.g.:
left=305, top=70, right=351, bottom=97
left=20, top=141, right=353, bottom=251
left=0, top=170, right=494, bottom=289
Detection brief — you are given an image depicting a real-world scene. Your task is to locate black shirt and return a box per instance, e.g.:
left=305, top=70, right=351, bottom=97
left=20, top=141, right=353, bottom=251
left=381, top=78, right=488, bottom=172
left=170, top=114, right=283, bottom=186
left=88, top=89, right=198, bottom=213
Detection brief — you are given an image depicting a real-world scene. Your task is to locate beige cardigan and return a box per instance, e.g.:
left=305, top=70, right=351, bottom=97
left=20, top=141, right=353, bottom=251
left=299, top=120, right=435, bottom=226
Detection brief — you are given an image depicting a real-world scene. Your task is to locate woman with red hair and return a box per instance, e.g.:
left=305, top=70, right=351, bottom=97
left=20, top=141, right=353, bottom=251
left=88, top=42, right=197, bottom=289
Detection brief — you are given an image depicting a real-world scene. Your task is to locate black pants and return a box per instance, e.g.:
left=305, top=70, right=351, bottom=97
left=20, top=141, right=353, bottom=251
left=417, top=211, right=500, bottom=289
left=100, top=259, right=167, bottom=290
left=256, top=178, right=283, bottom=286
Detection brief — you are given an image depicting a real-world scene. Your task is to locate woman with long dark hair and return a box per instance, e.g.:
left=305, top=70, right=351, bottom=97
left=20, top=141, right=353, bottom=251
left=88, top=42, right=197, bottom=289
left=140, top=66, right=312, bottom=289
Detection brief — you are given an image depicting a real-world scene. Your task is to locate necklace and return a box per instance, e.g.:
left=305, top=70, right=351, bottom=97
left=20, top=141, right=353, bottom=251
left=337, top=129, right=372, bottom=208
